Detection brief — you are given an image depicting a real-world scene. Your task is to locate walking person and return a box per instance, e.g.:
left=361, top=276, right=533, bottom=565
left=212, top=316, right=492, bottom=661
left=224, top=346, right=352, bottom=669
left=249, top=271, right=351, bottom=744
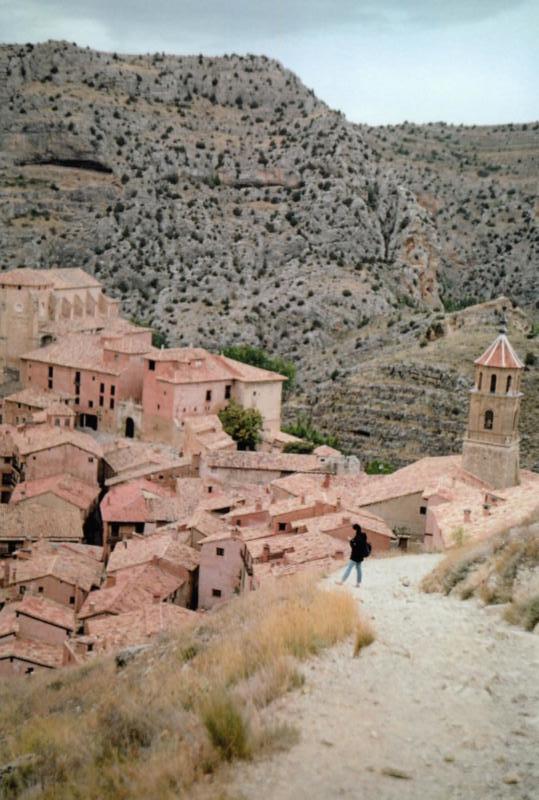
left=337, top=524, right=371, bottom=587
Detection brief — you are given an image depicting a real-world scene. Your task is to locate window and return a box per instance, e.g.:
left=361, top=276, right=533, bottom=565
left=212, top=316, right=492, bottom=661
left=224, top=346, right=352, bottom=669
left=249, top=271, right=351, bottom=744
left=420, top=506, right=427, bottom=515
left=506, top=375, right=512, bottom=393
left=477, top=372, right=482, bottom=390
left=74, top=397, right=80, bottom=406
left=88, top=400, right=93, bottom=408
left=149, top=360, right=156, bottom=371
left=490, top=374, right=497, bottom=393
left=69, top=596, right=75, bottom=605
left=54, top=418, right=60, bottom=427
left=64, top=419, right=69, bottom=427
left=88, top=457, right=94, bottom=463
left=75, top=371, right=81, bottom=384
left=206, top=389, right=212, bottom=402
left=278, top=522, right=286, bottom=531
left=135, top=523, right=144, bottom=533
left=19, top=585, right=26, bottom=595
left=1, top=473, right=11, bottom=486
left=99, top=396, right=104, bottom=407
left=225, top=384, right=232, bottom=399
left=484, top=410, right=494, bottom=430
left=100, top=383, right=105, bottom=394
left=38, top=586, right=43, bottom=593
left=48, top=366, right=53, bottom=378
left=109, top=398, right=115, bottom=410
left=208, top=486, right=213, bottom=494
left=216, top=547, right=225, bottom=556
left=111, top=385, right=116, bottom=396
left=212, top=588, right=222, bottom=598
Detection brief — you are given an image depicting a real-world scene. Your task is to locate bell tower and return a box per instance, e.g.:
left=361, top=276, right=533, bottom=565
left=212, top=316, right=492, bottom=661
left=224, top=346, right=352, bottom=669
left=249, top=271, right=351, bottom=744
left=462, top=328, right=524, bottom=489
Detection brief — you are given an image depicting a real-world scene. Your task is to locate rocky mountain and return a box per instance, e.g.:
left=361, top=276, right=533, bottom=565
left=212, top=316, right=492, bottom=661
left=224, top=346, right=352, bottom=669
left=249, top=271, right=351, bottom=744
left=0, top=41, right=537, bottom=467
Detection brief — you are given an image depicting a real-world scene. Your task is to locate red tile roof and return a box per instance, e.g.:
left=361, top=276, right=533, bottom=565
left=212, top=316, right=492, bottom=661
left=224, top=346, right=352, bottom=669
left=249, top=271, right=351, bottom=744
left=474, top=334, right=524, bottom=369
left=6, top=541, right=103, bottom=590
left=0, top=502, right=83, bottom=543
left=107, top=532, right=199, bottom=573
left=0, top=637, right=64, bottom=668
left=11, top=475, right=99, bottom=511
left=16, top=596, right=76, bottom=630
left=78, top=562, right=186, bottom=619
left=85, top=603, right=198, bottom=652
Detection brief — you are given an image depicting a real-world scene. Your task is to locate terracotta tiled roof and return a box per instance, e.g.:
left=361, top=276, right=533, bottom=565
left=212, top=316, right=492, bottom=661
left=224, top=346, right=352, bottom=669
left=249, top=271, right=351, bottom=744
left=11, top=475, right=99, bottom=511
left=292, top=508, right=394, bottom=539
left=78, top=563, right=186, bottom=619
left=107, top=532, right=199, bottom=573
left=16, top=596, right=76, bottom=630
left=217, top=355, right=286, bottom=383
left=85, top=603, right=198, bottom=652
left=3, top=387, right=71, bottom=408
left=7, top=541, right=103, bottom=590
left=103, top=440, right=180, bottom=474
left=474, top=334, right=524, bottom=369
left=100, top=478, right=177, bottom=523
left=146, top=348, right=285, bottom=384
left=203, top=450, right=330, bottom=473
left=430, top=471, right=539, bottom=548
left=21, top=333, right=122, bottom=374
left=0, top=637, right=64, bottom=668
left=46, top=268, right=102, bottom=290
left=0, top=268, right=54, bottom=287
left=16, top=425, right=102, bottom=458
left=0, top=502, right=83, bottom=543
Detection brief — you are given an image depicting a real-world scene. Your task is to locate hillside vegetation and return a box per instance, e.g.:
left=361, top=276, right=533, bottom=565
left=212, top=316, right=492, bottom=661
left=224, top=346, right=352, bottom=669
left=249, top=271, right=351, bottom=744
left=0, top=41, right=537, bottom=467
left=422, top=523, right=539, bottom=631
left=0, top=575, right=367, bottom=800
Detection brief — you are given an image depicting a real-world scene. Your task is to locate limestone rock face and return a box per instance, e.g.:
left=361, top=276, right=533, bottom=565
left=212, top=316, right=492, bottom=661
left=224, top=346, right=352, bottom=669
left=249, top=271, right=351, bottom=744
left=1, top=42, right=537, bottom=470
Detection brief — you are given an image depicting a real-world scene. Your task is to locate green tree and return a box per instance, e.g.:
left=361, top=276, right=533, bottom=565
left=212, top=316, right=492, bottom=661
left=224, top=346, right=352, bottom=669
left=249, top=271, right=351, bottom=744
left=222, top=345, right=296, bottom=397
left=282, top=440, right=315, bottom=454
left=218, top=400, right=263, bottom=451
left=282, top=414, right=339, bottom=450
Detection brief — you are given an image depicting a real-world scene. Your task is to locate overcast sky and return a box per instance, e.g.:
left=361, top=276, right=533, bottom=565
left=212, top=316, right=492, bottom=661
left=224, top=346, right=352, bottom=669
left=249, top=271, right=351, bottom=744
left=1, top=0, right=537, bottom=125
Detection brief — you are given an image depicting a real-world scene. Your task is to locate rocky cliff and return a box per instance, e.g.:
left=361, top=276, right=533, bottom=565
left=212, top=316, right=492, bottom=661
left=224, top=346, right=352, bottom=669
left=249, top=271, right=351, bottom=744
left=1, top=41, right=537, bottom=467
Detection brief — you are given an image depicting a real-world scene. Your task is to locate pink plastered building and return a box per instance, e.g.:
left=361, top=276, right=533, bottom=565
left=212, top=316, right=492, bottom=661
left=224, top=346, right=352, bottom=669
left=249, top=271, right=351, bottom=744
left=141, top=348, right=285, bottom=448
left=20, top=320, right=153, bottom=437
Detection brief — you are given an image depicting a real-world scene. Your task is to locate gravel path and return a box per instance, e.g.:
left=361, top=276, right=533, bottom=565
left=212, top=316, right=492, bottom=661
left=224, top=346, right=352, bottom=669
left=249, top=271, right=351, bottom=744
left=230, top=554, right=539, bottom=800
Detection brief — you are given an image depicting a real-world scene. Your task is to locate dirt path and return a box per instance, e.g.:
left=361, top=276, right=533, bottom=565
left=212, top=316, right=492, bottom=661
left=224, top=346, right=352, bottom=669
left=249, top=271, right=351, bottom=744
left=230, top=554, right=539, bottom=800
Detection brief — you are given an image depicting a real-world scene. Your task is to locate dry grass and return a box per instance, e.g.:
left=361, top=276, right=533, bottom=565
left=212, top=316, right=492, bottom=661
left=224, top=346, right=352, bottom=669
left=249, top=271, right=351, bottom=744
left=353, top=618, right=376, bottom=657
left=421, top=525, right=539, bottom=630
left=0, top=573, right=366, bottom=800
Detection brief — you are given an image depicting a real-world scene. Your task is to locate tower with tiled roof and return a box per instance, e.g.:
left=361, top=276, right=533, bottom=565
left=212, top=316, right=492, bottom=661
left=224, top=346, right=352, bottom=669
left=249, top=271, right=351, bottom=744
left=462, top=328, right=524, bottom=488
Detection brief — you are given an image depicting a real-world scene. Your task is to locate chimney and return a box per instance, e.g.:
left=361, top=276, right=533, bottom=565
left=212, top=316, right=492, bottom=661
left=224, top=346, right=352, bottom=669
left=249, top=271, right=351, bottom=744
left=153, top=594, right=160, bottom=604
left=123, top=539, right=128, bottom=548
left=106, top=575, right=116, bottom=588
left=300, top=493, right=306, bottom=505
left=463, top=509, right=471, bottom=523
left=89, top=601, right=96, bottom=613
left=323, top=473, right=331, bottom=489
left=335, top=495, right=342, bottom=510
left=262, top=543, right=270, bottom=563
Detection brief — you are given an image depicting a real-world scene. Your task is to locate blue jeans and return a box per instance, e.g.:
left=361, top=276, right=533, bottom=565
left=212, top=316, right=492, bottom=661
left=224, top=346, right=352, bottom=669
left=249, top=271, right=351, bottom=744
left=341, top=560, right=362, bottom=585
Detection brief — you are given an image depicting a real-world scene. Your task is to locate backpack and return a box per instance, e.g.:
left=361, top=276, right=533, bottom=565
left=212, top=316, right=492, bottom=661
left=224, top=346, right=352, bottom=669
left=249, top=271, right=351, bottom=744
left=364, top=542, right=372, bottom=558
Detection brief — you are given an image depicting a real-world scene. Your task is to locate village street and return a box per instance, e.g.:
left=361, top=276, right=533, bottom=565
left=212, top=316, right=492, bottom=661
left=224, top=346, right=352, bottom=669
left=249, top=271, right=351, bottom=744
left=230, top=553, right=539, bottom=800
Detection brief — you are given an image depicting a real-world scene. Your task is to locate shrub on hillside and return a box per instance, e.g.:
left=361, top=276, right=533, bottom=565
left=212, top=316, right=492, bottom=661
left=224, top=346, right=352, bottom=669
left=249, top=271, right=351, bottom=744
left=222, top=344, right=296, bottom=397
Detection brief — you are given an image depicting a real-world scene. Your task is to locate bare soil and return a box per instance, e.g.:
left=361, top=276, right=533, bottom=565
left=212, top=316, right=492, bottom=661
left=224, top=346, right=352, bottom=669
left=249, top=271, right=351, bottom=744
left=230, top=554, right=539, bottom=800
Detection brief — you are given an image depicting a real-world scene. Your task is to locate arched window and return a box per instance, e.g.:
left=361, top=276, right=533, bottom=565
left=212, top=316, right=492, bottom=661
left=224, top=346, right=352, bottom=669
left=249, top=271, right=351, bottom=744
left=490, top=374, right=497, bottom=393
left=484, top=410, right=494, bottom=430
left=477, top=372, right=483, bottom=390
left=506, top=375, right=512, bottom=393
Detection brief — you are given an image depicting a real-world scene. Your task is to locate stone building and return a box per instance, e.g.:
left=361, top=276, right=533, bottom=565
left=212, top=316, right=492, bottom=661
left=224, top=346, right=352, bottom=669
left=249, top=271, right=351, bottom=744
left=462, top=331, right=524, bottom=489
left=0, top=267, right=119, bottom=373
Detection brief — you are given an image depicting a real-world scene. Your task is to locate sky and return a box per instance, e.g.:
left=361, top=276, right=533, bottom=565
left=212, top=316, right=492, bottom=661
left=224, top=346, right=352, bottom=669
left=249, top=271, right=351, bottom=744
left=1, top=0, right=537, bottom=125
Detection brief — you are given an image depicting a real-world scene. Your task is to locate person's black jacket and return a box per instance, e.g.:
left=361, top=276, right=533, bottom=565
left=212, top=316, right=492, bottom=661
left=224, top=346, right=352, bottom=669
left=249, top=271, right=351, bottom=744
left=350, top=532, right=369, bottom=563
